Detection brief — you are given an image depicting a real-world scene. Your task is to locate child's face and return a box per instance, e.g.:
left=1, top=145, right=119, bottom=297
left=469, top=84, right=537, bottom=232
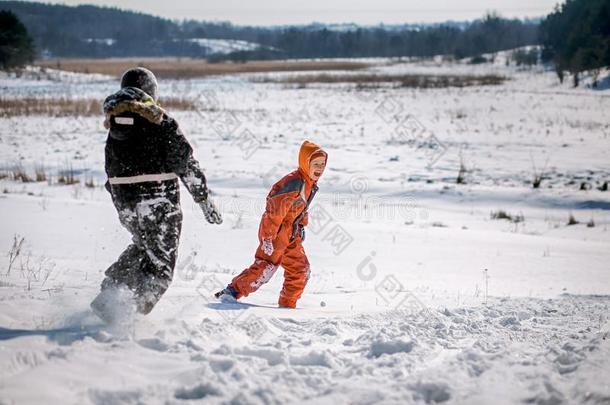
left=309, top=156, right=326, bottom=181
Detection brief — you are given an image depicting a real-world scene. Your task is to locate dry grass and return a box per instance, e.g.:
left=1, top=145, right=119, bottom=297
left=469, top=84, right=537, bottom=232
left=567, top=213, right=579, bottom=226
left=157, top=97, right=198, bottom=111
left=0, top=97, right=197, bottom=117
left=35, top=58, right=371, bottom=78
left=57, top=162, right=78, bottom=185
left=490, top=210, right=525, bottom=223
left=34, top=164, right=47, bottom=182
left=6, top=164, right=33, bottom=183
left=84, top=176, right=96, bottom=188
left=1, top=164, right=35, bottom=183
left=456, top=153, right=467, bottom=184
left=0, top=98, right=102, bottom=117
left=258, top=73, right=507, bottom=88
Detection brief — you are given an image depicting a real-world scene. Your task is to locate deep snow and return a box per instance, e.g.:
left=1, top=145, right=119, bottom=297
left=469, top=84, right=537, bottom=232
left=1, top=56, right=609, bottom=404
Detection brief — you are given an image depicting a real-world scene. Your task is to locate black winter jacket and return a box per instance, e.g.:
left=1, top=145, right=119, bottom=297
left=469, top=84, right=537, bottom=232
left=103, top=87, right=209, bottom=203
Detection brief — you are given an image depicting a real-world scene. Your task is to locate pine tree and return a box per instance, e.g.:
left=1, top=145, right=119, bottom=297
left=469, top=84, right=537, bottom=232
left=0, top=10, right=35, bottom=70
left=540, top=0, right=610, bottom=86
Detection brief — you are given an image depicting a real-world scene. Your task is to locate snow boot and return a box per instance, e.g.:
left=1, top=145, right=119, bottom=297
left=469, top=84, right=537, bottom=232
left=90, top=286, right=137, bottom=325
left=214, top=285, right=239, bottom=302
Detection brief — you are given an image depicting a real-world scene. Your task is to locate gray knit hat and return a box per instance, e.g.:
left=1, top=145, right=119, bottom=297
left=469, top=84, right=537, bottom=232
left=120, top=67, right=158, bottom=101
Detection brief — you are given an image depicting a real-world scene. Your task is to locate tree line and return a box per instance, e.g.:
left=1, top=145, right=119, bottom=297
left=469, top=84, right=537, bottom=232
left=2, top=0, right=609, bottom=87
left=1, top=1, right=537, bottom=60
left=540, top=0, right=610, bottom=86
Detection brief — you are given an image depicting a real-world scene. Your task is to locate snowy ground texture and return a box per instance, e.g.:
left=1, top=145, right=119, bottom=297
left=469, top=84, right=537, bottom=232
left=1, top=55, right=610, bottom=404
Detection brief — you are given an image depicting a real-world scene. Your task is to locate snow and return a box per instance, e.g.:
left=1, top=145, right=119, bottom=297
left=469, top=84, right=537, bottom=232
left=85, top=38, right=117, bottom=46
left=1, top=56, right=610, bottom=403
left=0, top=66, right=114, bottom=98
left=187, top=38, right=263, bottom=55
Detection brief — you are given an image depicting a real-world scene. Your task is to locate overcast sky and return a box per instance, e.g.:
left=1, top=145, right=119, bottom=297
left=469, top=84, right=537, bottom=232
left=32, top=0, right=561, bottom=25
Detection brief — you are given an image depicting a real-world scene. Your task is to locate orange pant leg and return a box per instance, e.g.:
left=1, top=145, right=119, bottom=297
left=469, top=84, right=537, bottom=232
left=278, top=238, right=310, bottom=308
left=231, top=230, right=290, bottom=298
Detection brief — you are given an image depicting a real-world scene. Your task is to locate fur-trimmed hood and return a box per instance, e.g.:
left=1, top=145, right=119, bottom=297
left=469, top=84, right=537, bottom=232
left=103, top=87, right=166, bottom=129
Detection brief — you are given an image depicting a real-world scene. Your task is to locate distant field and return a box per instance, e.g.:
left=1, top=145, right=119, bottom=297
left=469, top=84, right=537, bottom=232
left=258, top=73, right=507, bottom=88
left=34, top=58, right=371, bottom=78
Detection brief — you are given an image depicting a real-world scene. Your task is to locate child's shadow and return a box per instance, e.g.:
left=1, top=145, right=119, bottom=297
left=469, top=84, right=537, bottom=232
left=207, top=301, right=276, bottom=310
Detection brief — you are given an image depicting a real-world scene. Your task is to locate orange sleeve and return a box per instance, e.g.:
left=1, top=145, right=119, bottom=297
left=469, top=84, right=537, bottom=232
left=259, top=192, right=296, bottom=241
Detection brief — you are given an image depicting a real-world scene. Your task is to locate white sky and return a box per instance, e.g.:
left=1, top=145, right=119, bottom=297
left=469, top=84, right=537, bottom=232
left=31, top=0, right=561, bottom=25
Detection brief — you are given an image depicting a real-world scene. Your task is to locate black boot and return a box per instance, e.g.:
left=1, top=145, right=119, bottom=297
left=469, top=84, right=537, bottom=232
left=214, top=285, right=238, bottom=302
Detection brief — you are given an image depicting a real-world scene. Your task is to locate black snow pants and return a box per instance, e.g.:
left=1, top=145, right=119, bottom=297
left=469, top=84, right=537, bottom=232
left=101, top=179, right=182, bottom=314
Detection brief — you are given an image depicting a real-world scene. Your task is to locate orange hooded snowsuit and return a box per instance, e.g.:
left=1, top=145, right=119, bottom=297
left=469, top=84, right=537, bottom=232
left=230, top=140, right=327, bottom=308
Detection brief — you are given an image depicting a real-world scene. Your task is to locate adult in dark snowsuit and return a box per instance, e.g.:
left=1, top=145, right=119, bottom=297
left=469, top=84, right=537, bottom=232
left=91, top=67, right=222, bottom=318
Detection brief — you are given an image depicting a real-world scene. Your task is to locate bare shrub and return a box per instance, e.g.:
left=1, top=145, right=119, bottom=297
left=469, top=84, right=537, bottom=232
left=491, top=210, right=524, bottom=223
left=58, top=162, right=79, bottom=185
left=531, top=155, right=548, bottom=189
left=567, top=213, right=579, bottom=226
left=6, top=234, right=25, bottom=275
left=19, top=253, right=55, bottom=291
left=10, top=163, right=33, bottom=183
left=456, top=153, right=467, bottom=184
left=34, top=164, right=47, bottom=182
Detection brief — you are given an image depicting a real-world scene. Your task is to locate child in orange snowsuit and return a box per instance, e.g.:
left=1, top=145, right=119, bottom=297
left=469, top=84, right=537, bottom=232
left=215, top=140, right=327, bottom=308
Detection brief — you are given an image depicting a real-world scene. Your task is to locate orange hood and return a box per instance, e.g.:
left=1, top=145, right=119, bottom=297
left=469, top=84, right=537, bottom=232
left=298, top=140, right=327, bottom=182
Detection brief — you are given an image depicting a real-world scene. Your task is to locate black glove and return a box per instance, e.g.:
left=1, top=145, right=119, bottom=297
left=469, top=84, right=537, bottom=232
left=298, top=224, right=305, bottom=242
left=200, top=199, right=222, bottom=224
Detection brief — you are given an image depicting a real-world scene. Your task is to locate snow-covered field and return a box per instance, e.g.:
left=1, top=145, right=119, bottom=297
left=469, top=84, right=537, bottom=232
left=187, top=38, right=264, bottom=55
left=1, top=56, right=609, bottom=404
